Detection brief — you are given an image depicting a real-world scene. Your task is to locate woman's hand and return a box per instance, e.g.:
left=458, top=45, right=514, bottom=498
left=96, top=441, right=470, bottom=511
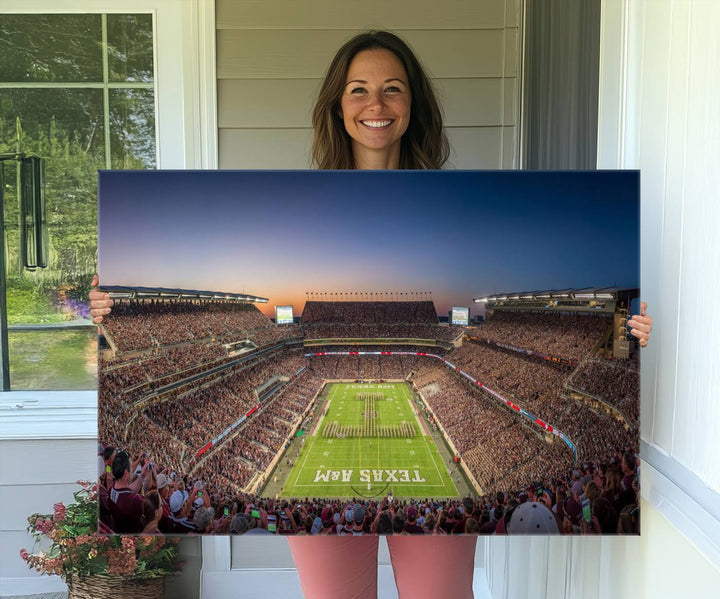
left=628, top=301, right=653, bottom=347
left=89, top=274, right=113, bottom=324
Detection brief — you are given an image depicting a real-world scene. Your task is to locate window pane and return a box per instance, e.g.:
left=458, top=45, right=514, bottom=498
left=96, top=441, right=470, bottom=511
left=110, top=89, right=157, bottom=169
left=8, top=329, right=98, bottom=390
left=0, top=88, right=106, bottom=161
left=0, top=14, right=102, bottom=82
left=1, top=88, right=104, bottom=282
left=2, top=86, right=102, bottom=390
left=107, top=14, right=154, bottom=83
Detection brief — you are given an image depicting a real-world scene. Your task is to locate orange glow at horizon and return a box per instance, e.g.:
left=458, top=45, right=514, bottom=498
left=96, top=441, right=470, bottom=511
left=259, top=292, right=307, bottom=319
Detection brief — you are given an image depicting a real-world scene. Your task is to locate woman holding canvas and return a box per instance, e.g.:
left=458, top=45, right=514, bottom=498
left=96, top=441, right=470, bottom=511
left=90, top=30, right=652, bottom=599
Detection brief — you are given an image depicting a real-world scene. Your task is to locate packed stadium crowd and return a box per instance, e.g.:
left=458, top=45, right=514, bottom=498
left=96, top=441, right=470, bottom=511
left=411, top=361, right=569, bottom=491
left=566, top=358, right=640, bottom=424
left=301, top=301, right=463, bottom=341
left=444, top=342, right=637, bottom=464
left=301, top=300, right=439, bottom=324
left=98, top=298, right=639, bottom=535
left=100, top=443, right=639, bottom=535
left=304, top=323, right=462, bottom=342
left=306, top=346, right=429, bottom=380
left=101, top=299, right=301, bottom=354
left=474, top=310, right=612, bottom=362
left=100, top=347, right=309, bottom=472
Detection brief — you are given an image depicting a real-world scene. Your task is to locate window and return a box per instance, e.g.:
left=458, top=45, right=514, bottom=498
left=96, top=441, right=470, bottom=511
left=0, top=5, right=214, bottom=595
left=0, top=13, right=156, bottom=390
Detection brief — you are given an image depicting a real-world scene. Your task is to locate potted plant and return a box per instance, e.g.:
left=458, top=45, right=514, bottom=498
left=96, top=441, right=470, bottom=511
left=20, top=480, right=182, bottom=599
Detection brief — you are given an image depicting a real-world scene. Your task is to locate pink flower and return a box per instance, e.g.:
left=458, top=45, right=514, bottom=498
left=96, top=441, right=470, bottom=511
left=34, top=518, right=53, bottom=534
left=19, top=548, right=29, bottom=562
left=76, top=480, right=99, bottom=500
left=43, top=557, right=64, bottom=576
left=53, top=503, right=66, bottom=522
left=107, top=548, right=137, bottom=576
left=121, top=536, right=135, bottom=549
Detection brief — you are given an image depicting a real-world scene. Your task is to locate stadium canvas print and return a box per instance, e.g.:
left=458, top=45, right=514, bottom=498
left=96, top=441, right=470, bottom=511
left=97, top=170, right=641, bottom=536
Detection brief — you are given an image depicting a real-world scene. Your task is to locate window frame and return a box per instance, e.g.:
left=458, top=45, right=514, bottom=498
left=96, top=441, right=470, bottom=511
left=0, top=0, right=217, bottom=437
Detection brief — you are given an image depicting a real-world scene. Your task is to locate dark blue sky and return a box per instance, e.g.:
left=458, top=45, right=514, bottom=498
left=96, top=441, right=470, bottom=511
left=99, top=170, right=639, bottom=317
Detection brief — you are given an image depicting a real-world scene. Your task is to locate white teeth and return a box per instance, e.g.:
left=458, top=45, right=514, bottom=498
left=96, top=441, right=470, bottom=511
left=362, top=120, right=392, bottom=128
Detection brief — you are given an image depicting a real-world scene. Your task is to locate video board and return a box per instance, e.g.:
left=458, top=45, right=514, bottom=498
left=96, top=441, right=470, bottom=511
left=275, top=305, right=294, bottom=325
left=451, top=307, right=469, bottom=325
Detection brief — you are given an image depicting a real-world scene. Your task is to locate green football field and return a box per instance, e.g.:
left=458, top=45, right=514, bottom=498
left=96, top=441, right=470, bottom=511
left=280, top=382, right=459, bottom=499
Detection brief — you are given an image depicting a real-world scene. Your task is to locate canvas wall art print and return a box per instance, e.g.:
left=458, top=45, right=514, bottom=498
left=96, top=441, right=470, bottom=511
left=97, top=170, right=640, bottom=536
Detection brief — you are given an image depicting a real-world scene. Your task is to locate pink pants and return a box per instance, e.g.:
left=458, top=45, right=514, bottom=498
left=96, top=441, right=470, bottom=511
left=288, top=535, right=477, bottom=599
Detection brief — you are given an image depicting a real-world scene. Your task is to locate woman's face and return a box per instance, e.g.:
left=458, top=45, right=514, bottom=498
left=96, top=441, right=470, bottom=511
left=340, top=49, right=411, bottom=163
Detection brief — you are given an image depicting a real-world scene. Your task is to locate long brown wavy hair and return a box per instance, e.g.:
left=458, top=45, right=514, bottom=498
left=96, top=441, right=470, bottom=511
left=311, top=31, right=449, bottom=170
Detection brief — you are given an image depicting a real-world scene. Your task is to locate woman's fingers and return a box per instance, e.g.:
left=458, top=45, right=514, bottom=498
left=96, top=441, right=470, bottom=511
left=628, top=310, right=653, bottom=348
left=89, top=275, right=113, bottom=324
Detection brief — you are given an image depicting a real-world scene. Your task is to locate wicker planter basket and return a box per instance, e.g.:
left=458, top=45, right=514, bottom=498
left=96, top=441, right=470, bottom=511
left=67, top=575, right=164, bottom=599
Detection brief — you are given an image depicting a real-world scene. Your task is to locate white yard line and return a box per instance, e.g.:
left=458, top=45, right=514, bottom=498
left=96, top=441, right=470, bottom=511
left=285, top=434, right=317, bottom=491
left=422, top=437, right=448, bottom=491
left=399, top=382, right=451, bottom=492
left=292, top=387, right=337, bottom=488
left=401, top=384, right=456, bottom=495
left=404, top=384, right=427, bottom=436
left=311, top=381, right=338, bottom=438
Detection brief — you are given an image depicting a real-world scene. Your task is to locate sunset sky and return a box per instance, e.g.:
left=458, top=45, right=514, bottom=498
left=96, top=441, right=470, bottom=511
left=98, top=170, right=639, bottom=318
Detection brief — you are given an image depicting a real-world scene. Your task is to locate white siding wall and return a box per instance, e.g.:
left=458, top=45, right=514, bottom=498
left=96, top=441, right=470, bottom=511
left=216, top=0, right=521, bottom=169
left=0, top=432, right=96, bottom=595
left=619, top=0, right=720, bottom=494
left=485, top=0, right=720, bottom=596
